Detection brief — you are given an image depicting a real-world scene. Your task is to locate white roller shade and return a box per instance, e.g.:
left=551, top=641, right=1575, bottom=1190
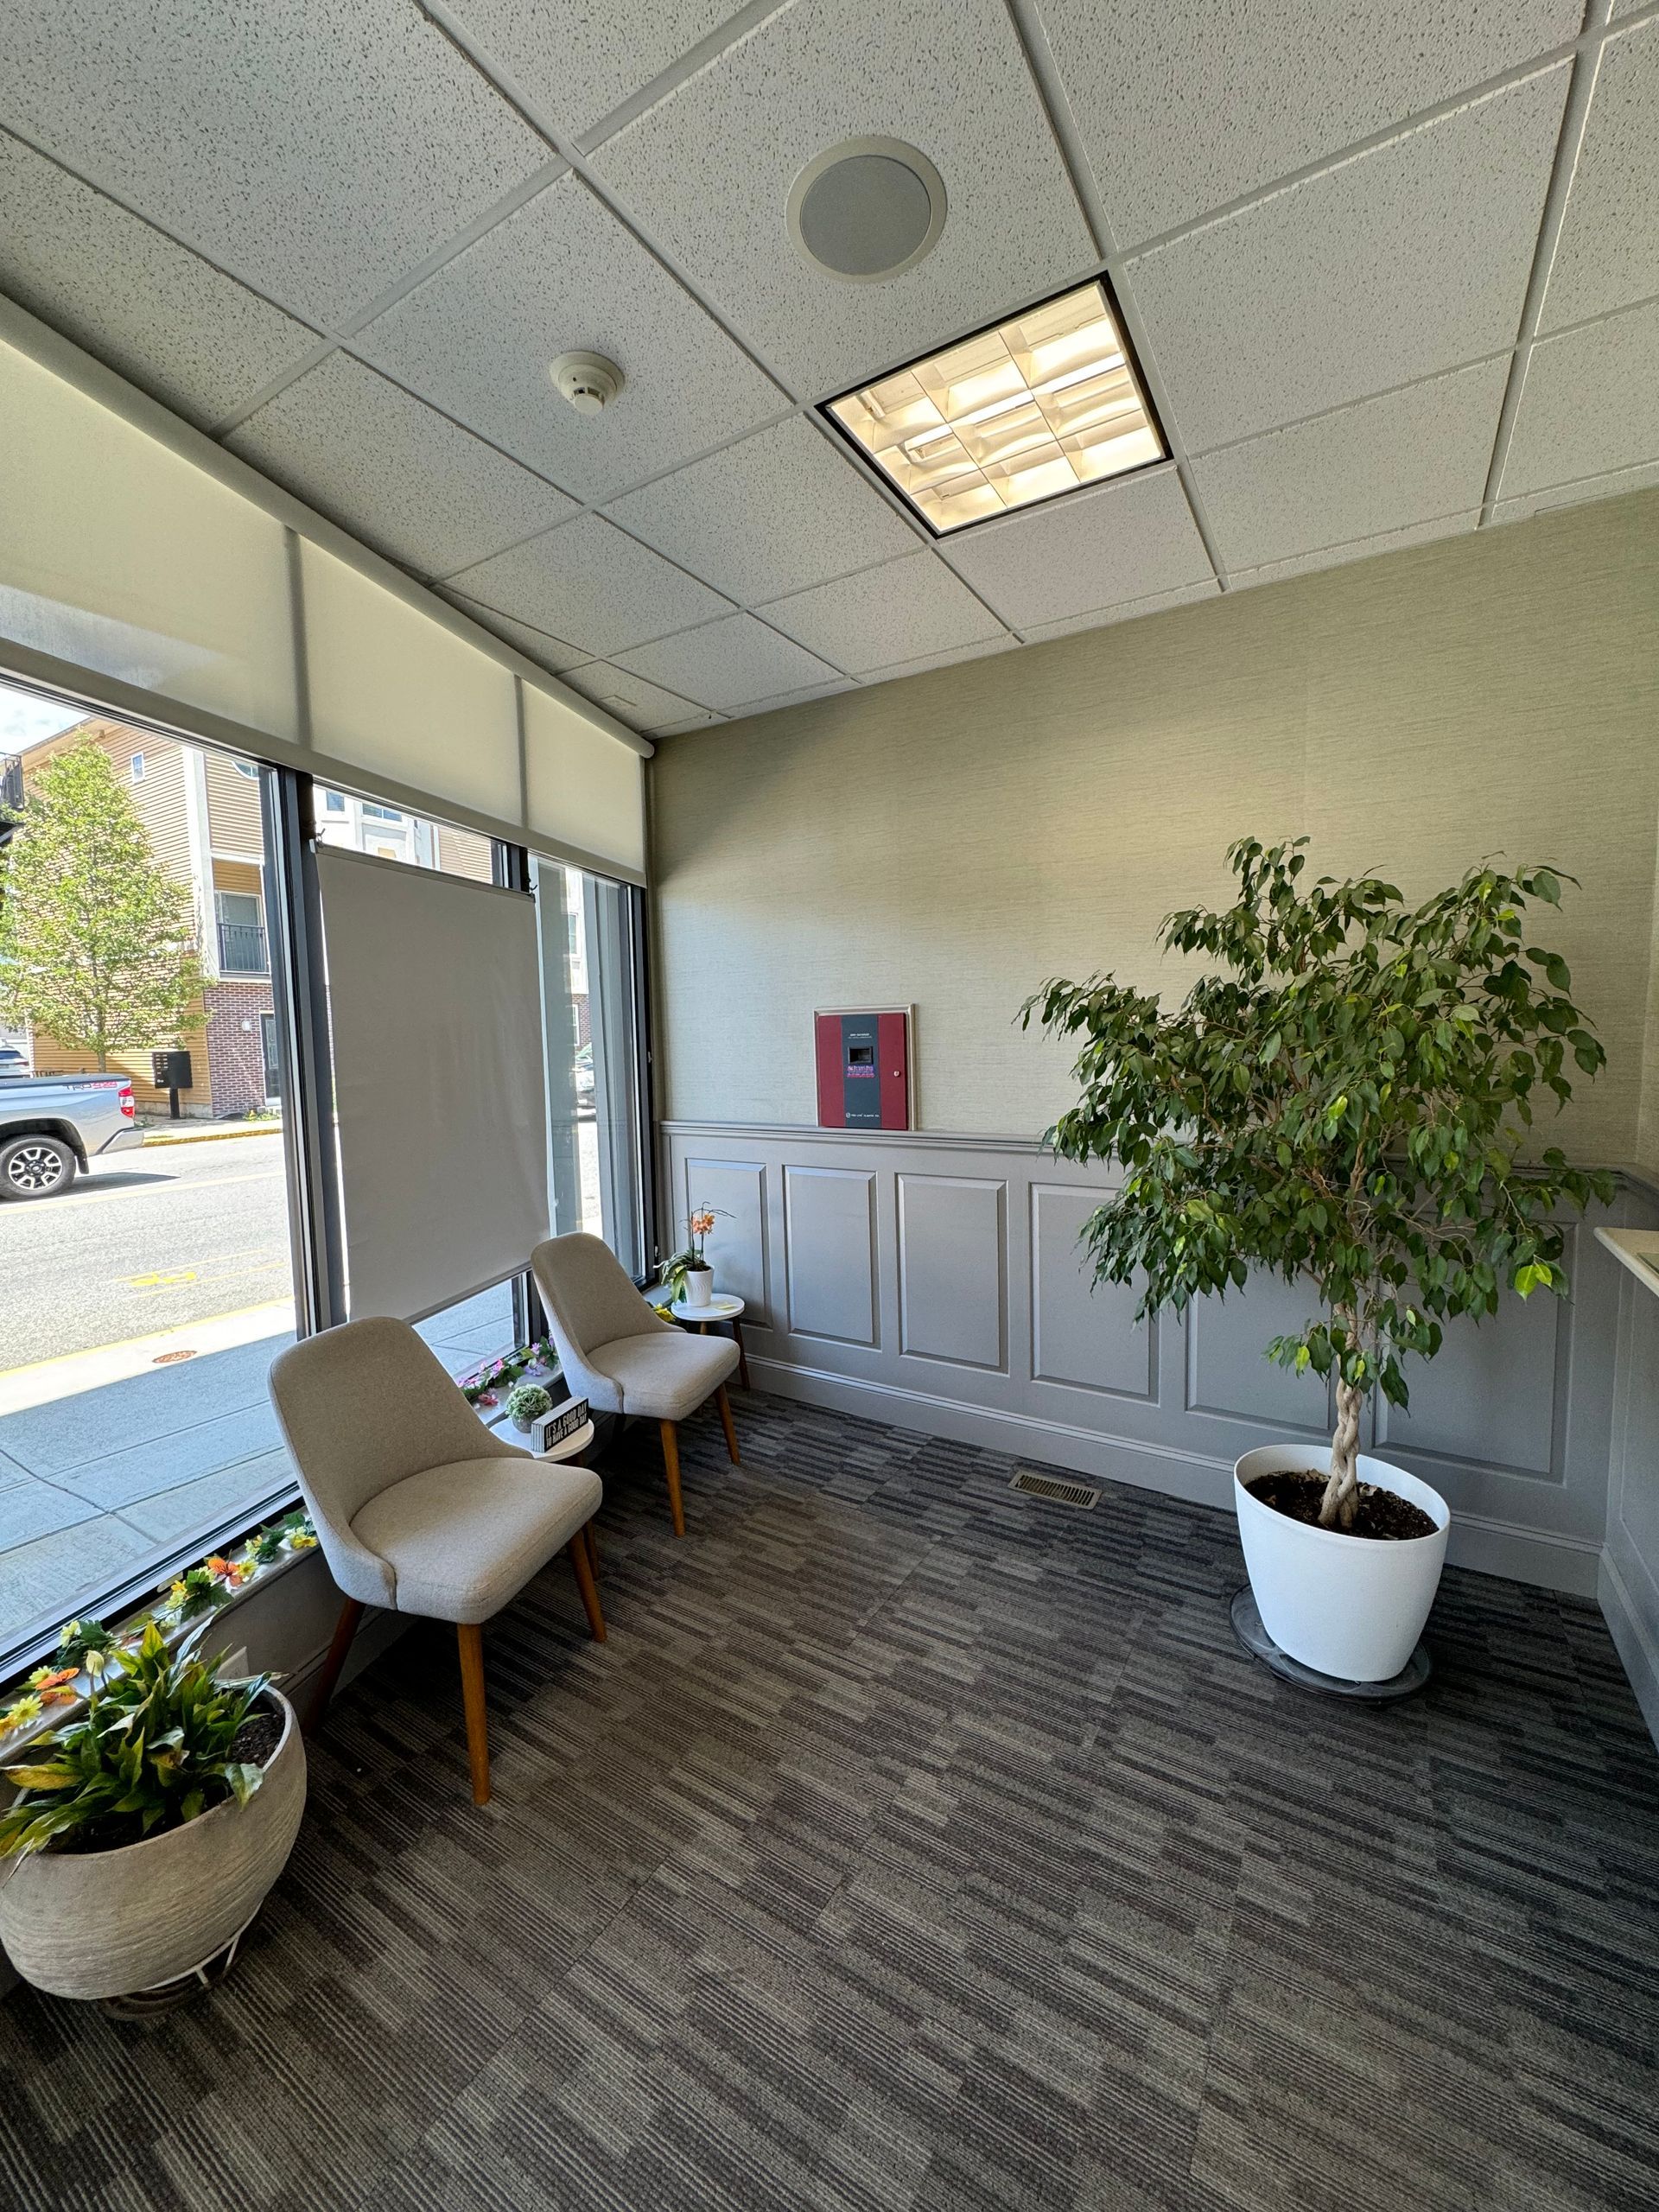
left=319, top=846, right=548, bottom=1323
left=524, top=680, right=647, bottom=882
left=301, top=542, right=522, bottom=828
left=0, top=337, right=296, bottom=738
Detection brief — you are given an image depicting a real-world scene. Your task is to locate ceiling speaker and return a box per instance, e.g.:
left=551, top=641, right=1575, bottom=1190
left=787, top=137, right=946, bottom=283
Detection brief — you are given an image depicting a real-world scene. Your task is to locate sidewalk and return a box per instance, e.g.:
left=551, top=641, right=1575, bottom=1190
left=139, top=1115, right=283, bottom=1146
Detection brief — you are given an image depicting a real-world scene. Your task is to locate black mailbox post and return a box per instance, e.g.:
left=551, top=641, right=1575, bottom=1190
left=150, top=1048, right=193, bottom=1120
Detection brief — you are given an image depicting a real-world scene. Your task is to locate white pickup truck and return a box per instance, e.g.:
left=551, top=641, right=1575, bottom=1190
left=0, top=1071, right=143, bottom=1198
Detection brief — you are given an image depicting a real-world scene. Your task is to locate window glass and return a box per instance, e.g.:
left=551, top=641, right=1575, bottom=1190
left=315, top=785, right=493, bottom=880
left=0, top=677, right=298, bottom=1668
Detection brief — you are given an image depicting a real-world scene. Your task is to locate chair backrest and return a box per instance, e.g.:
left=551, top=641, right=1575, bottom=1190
left=531, top=1232, right=669, bottom=1363
left=269, top=1315, right=517, bottom=1540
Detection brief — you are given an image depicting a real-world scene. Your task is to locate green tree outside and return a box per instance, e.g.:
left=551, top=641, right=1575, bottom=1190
left=0, top=740, right=204, bottom=1071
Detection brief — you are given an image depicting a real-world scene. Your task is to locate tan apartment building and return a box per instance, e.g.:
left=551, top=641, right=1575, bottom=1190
left=15, top=721, right=490, bottom=1116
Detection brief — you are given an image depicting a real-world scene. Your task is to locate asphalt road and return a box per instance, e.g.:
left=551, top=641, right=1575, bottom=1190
left=0, top=1133, right=291, bottom=1370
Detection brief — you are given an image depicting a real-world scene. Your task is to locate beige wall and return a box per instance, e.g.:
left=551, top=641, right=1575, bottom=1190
left=651, top=490, right=1659, bottom=1173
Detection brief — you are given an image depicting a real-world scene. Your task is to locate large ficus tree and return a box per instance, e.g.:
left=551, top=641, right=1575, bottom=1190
left=0, top=740, right=202, bottom=1070
left=1024, top=838, right=1611, bottom=1530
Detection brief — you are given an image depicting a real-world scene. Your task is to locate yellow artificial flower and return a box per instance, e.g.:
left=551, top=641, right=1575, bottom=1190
left=3, top=1694, right=43, bottom=1729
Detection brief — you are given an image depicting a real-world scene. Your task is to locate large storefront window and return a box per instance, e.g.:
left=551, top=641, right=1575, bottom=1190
left=0, top=679, right=297, bottom=1665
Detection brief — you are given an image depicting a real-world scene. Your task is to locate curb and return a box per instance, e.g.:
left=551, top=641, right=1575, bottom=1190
left=140, top=1122, right=283, bottom=1147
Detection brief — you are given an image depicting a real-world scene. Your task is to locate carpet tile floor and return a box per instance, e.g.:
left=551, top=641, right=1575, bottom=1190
left=2, top=1393, right=1656, bottom=2211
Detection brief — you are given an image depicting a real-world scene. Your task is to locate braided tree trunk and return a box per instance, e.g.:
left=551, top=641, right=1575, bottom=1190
left=1319, top=1376, right=1364, bottom=1529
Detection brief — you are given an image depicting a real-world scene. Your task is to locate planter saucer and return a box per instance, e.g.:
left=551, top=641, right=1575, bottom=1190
left=1230, top=1586, right=1432, bottom=1701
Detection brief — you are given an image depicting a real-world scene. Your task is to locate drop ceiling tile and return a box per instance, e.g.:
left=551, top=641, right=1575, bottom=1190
left=1018, top=581, right=1221, bottom=642
left=0, top=130, right=316, bottom=426
left=858, top=635, right=1020, bottom=683
left=356, top=173, right=785, bottom=501
left=653, top=712, right=728, bottom=736
left=1037, top=0, right=1583, bottom=247
left=447, top=0, right=743, bottom=142
left=1128, top=67, right=1569, bottom=453
left=728, top=680, right=857, bottom=719
left=1227, top=511, right=1477, bottom=592
left=440, top=594, right=588, bottom=675
left=593, top=0, right=1095, bottom=398
left=611, top=613, right=842, bottom=712
left=761, top=553, right=1005, bottom=675
left=1539, top=22, right=1659, bottom=333
left=1193, top=359, right=1509, bottom=572
left=0, top=0, right=550, bottom=328
left=939, top=466, right=1211, bottom=629
left=227, top=353, right=575, bottom=578
left=604, top=416, right=919, bottom=605
left=1493, top=457, right=1659, bottom=525
left=1501, top=297, right=1659, bottom=498
left=559, top=658, right=704, bottom=733
left=447, top=513, right=733, bottom=659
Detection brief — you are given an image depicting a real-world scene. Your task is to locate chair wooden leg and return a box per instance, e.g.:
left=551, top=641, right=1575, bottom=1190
left=659, top=1419, right=686, bottom=1536
left=569, top=1532, right=607, bottom=1641
left=733, top=1317, right=752, bottom=1392
left=582, top=1521, right=600, bottom=1576
left=306, top=1597, right=364, bottom=1734
left=716, top=1383, right=741, bottom=1465
left=456, top=1622, right=491, bottom=1806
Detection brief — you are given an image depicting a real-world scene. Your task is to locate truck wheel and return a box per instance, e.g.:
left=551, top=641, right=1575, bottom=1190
left=0, top=1134, right=77, bottom=1198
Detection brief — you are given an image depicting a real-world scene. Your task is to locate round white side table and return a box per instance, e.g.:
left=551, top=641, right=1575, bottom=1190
left=666, top=1294, right=750, bottom=1390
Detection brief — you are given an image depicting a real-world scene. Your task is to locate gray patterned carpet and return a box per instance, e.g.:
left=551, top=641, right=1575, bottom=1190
left=3, top=1394, right=1658, bottom=2212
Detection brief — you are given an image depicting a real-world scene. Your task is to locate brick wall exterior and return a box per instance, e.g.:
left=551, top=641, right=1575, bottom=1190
left=204, top=978, right=275, bottom=1115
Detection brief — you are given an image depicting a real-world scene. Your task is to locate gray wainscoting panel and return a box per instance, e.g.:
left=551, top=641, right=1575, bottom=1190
left=1377, top=1269, right=1565, bottom=1480
left=783, top=1165, right=877, bottom=1346
left=1186, top=1270, right=1332, bottom=1434
left=683, top=1155, right=769, bottom=1325
left=1030, top=1184, right=1154, bottom=1399
left=662, top=1121, right=1649, bottom=1599
left=897, top=1173, right=1007, bottom=1372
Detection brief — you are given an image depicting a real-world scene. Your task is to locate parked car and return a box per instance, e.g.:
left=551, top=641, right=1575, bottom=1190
left=575, top=1041, right=595, bottom=1110
left=0, top=1071, right=140, bottom=1198
left=0, top=1045, right=29, bottom=1076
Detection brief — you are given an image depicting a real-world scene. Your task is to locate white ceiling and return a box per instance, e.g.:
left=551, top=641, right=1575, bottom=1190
left=1, top=1, right=1656, bottom=741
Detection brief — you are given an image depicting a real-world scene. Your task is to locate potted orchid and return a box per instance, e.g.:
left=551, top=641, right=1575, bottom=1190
left=662, top=1205, right=728, bottom=1308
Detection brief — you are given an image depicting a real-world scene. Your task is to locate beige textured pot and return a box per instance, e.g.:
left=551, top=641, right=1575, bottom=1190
left=0, top=1688, right=306, bottom=2000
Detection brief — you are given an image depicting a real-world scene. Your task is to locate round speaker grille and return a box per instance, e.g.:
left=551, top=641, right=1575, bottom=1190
left=787, top=138, right=946, bottom=283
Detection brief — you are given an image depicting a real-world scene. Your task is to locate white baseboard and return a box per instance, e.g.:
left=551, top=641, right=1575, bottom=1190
left=1599, top=1548, right=1659, bottom=1749
left=751, top=1357, right=1603, bottom=1595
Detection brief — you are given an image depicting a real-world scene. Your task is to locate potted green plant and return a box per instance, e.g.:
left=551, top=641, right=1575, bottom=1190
left=0, top=1624, right=305, bottom=2003
left=505, top=1381, right=553, bottom=1433
left=1026, top=838, right=1611, bottom=1684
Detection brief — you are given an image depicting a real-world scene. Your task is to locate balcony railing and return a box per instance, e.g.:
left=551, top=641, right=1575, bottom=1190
left=217, top=919, right=269, bottom=975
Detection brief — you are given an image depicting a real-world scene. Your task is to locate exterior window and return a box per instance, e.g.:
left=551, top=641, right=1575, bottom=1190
left=233, top=759, right=259, bottom=780
left=323, top=789, right=346, bottom=813
left=215, top=888, right=268, bottom=975
left=129, top=752, right=144, bottom=781
left=360, top=803, right=402, bottom=822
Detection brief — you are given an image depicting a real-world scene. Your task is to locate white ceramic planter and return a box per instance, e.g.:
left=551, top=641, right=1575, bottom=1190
left=684, top=1265, right=714, bottom=1309
left=1235, top=1444, right=1450, bottom=1682
left=0, top=1688, right=306, bottom=2000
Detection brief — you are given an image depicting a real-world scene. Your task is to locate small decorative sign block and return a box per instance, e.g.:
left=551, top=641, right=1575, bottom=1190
left=531, top=1396, right=589, bottom=1454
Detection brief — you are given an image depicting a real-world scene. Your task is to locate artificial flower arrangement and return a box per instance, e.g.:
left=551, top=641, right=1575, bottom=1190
left=457, top=1338, right=559, bottom=1409
left=0, top=1506, right=319, bottom=1745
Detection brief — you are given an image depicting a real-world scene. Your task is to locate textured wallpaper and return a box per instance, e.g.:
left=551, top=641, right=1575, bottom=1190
left=651, top=490, right=1659, bottom=1174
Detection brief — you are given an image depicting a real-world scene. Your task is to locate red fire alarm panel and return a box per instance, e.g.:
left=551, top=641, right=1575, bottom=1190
left=815, top=1007, right=912, bottom=1130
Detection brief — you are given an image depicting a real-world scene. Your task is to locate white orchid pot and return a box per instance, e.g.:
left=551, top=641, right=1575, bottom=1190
left=685, top=1264, right=714, bottom=1309
left=0, top=1687, right=306, bottom=2001
left=1234, top=1443, right=1450, bottom=1682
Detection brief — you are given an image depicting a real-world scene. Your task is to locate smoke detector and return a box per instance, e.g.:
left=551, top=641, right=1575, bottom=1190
left=550, top=351, right=625, bottom=414
left=787, top=137, right=946, bottom=283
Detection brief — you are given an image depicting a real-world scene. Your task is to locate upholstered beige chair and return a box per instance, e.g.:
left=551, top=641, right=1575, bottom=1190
left=530, top=1232, right=739, bottom=1537
left=268, top=1315, right=604, bottom=1805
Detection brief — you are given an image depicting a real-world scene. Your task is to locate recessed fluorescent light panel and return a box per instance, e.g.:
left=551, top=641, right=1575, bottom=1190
left=823, top=280, right=1166, bottom=535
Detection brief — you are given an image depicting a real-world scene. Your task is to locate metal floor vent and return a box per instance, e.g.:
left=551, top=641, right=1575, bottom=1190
left=1010, top=1467, right=1101, bottom=1510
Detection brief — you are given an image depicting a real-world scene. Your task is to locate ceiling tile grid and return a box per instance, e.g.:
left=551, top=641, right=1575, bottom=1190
left=0, top=0, right=1656, bottom=739
left=227, top=353, right=578, bottom=578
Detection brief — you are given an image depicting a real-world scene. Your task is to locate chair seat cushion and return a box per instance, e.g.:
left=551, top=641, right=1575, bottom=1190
left=587, top=1329, right=739, bottom=1420
left=352, top=1454, right=601, bottom=1624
